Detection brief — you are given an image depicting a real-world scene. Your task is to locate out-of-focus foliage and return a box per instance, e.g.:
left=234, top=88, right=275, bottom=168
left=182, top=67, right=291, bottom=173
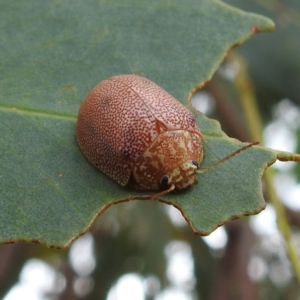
left=225, top=0, right=300, bottom=119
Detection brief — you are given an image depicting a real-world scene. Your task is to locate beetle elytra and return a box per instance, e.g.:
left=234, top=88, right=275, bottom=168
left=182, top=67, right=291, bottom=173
left=76, top=74, right=204, bottom=193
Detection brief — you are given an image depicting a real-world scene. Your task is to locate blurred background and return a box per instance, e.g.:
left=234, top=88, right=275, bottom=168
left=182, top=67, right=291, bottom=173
left=1, top=1, right=300, bottom=299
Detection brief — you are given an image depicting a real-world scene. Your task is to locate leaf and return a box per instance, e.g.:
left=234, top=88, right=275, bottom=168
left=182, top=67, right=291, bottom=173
left=0, top=0, right=276, bottom=248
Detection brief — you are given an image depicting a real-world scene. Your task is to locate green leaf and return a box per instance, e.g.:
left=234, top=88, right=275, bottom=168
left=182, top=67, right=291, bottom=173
left=0, top=0, right=276, bottom=248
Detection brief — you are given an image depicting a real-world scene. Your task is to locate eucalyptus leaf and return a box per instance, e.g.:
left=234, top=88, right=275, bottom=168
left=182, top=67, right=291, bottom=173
left=0, top=0, right=276, bottom=248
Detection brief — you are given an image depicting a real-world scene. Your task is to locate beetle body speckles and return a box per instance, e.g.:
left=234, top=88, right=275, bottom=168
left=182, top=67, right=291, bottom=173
left=76, top=74, right=203, bottom=192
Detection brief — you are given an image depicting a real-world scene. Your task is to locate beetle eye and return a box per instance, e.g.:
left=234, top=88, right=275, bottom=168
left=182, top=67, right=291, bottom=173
left=160, top=175, right=169, bottom=188
left=192, top=160, right=198, bottom=168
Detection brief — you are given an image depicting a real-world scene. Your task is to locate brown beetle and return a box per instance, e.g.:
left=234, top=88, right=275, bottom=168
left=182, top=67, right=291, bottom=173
left=76, top=75, right=203, bottom=193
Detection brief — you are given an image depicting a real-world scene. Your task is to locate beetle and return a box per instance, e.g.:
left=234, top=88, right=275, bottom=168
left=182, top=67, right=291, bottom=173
left=76, top=74, right=204, bottom=194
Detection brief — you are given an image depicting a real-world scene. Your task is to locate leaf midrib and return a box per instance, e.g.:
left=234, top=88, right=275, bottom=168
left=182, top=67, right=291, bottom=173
left=0, top=105, right=77, bottom=120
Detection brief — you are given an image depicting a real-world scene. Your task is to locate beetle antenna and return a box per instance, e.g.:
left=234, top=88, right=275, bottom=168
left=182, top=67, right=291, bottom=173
left=197, top=142, right=259, bottom=174
left=150, top=184, right=175, bottom=201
